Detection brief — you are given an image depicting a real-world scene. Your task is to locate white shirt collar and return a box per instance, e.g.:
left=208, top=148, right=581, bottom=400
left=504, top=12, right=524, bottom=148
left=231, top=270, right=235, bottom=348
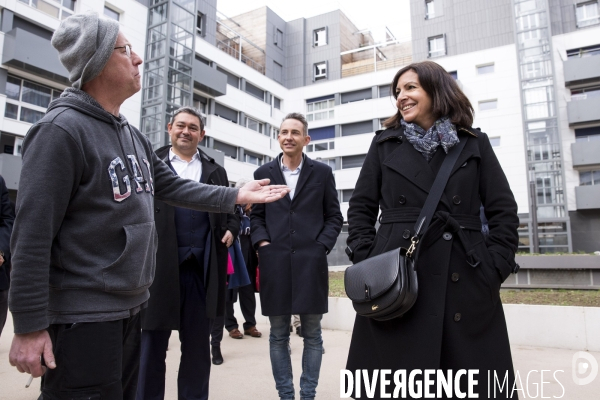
left=279, top=154, right=304, bottom=173
left=169, top=148, right=201, bottom=163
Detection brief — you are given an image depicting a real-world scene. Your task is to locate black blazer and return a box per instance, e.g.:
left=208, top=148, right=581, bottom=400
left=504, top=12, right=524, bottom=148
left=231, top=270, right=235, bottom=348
left=251, top=154, right=343, bottom=316
left=141, top=147, right=239, bottom=330
left=0, top=175, right=14, bottom=291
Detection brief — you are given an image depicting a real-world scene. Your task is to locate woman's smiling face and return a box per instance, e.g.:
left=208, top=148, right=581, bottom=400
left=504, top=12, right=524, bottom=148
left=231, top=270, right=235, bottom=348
left=395, top=70, right=435, bottom=130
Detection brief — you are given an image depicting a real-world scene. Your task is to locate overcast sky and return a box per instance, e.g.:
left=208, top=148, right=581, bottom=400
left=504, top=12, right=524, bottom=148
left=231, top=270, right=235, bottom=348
left=215, top=0, right=412, bottom=42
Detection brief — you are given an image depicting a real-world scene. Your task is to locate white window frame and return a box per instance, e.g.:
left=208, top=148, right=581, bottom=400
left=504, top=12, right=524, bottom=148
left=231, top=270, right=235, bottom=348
left=306, top=98, right=335, bottom=122
left=489, top=137, right=501, bottom=147
left=425, top=0, right=436, bottom=19
left=477, top=63, right=495, bottom=75
left=313, top=27, right=328, bottom=47
left=197, top=12, right=205, bottom=36
left=576, top=1, right=600, bottom=28
left=314, top=62, right=328, bottom=81
left=274, top=27, right=283, bottom=48
left=306, top=140, right=334, bottom=152
left=428, top=34, right=446, bottom=58
left=479, top=99, right=498, bottom=111
left=4, top=75, right=62, bottom=125
left=19, top=0, right=75, bottom=20
left=271, top=127, right=280, bottom=139
left=244, top=152, right=264, bottom=166
left=245, top=116, right=264, bottom=134
left=104, top=5, right=120, bottom=21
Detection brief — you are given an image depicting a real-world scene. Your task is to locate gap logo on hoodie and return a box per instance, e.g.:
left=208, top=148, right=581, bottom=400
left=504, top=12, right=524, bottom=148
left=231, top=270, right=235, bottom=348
left=108, top=155, right=154, bottom=202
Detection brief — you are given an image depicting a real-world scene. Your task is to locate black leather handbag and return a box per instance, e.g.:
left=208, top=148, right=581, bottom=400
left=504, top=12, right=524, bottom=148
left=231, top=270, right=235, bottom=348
left=344, top=138, right=468, bottom=321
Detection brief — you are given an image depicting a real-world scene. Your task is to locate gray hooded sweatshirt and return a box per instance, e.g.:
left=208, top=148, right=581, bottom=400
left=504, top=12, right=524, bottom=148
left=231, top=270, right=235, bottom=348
left=9, top=89, right=238, bottom=334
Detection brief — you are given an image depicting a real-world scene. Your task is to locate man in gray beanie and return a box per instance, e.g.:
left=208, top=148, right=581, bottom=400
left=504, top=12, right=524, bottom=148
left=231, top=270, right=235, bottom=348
left=7, top=11, right=289, bottom=399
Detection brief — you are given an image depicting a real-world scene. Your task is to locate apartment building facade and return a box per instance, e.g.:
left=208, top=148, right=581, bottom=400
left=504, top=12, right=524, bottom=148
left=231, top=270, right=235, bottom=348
left=0, top=0, right=598, bottom=256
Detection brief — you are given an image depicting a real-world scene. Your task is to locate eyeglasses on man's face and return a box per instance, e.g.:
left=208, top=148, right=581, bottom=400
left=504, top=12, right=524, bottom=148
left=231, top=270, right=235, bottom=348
left=114, top=44, right=132, bottom=58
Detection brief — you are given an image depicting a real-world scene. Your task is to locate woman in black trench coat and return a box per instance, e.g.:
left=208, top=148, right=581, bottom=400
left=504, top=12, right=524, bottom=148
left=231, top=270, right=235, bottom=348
left=345, top=61, right=520, bottom=399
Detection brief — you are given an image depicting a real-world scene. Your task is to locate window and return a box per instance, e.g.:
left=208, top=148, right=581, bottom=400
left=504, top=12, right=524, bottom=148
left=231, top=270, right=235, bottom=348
left=341, top=88, right=372, bottom=104
left=217, top=67, right=240, bottom=89
left=193, top=95, right=207, bottom=116
left=580, top=170, right=600, bottom=185
left=306, top=141, right=335, bottom=152
left=214, top=103, right=238, bottom=123
left=479, top=99, right=498, bottom=111
left=313, top=28, right=327, bottom=47
left=308, top=125, right=335, bottom=141
left=341, top=120, right=373, bottom=137
left=489, top=137, right=501, bottom=147
left=379, top=84, right=391, bottom=98
left=314, top=62, right=327, bottom=81
left=428, top=35, right=446, bottom=57
left=575, top=127, right=600, bottom=142
left=567, top=44, right=600, bottom=58
left=19, top=0, right=75, bottom=20
left=245, top=82, right=265, bottom=101
left=315, top=158, right=336, bottom=170
left=196, top=12, right=205, bottom=36
left=4, top=75, right=61, bottom=125
left=271, top=127, right=280, bottom=139
left=273, top=61, right=283, bottom=84
left=274, top=28, right=283, bottom=47
left=477, top=64, right=495, bottom=74
left=448, top=70, right=458, bottom=80
left=341, top=189, right=354, bottom=202
left=244, top=151, right=264, bottom=166
left=571, top=86, right=600, bottom=101
left=245, top=116, right=264, bottom=134
left=342, top=154, right=366, bottom=169
left=213, top=139, right=238, bottom=159
left=306, top=96, right=334, bottom=122
left=104, top=6, right=120, bottom=21
left=273, top=96, right=282, bottom=110
left=576, top=1, right=599, bottom=28
left=425, top=0, right=436, bottom=19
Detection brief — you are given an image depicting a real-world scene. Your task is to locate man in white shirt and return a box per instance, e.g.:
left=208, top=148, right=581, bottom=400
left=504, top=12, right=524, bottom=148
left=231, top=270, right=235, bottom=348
left=137, top=107, right=238, bottom=400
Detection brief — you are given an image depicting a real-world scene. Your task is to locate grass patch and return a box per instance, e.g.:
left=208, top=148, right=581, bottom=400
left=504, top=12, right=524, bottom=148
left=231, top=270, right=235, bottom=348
left=328, top=271, right=600, bottom=307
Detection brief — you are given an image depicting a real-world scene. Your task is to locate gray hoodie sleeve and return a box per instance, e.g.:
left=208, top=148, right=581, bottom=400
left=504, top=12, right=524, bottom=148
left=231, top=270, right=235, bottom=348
left=150, top=149, right=238, bottom=214
left=9, top=123, right=84, bottom=333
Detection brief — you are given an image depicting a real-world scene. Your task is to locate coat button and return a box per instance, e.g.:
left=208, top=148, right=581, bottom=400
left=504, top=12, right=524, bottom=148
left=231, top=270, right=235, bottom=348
left=451, top=273, right=460, bottom=282
left=453, top=195, right=461, bottom=205
left=291, top=249, right=296, bottom=254
left=291, top=230, right=295, bottom=234
left=290, top=210, right=294, bottom=214
left=461, top=161, right=467, bottom=168
left=402, top=229, right=411, bottom=239
left=155, top=207, right=160, bottom=213
left=454, top=313, right=461, bottom=322
left=191, top=244, right=195, bottom=248
left=443, top=232, right=452, bottom=241
left=398, top=195, right=406, bottom=205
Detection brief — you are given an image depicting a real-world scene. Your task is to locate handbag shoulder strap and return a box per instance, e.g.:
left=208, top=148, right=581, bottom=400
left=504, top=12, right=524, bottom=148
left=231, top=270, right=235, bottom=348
left=413, top=137, right=469, bottom=237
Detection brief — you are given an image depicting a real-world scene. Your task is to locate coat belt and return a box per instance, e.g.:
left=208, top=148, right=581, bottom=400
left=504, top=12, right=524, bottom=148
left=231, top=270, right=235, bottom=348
left=378, top=208, right=483, bottom=267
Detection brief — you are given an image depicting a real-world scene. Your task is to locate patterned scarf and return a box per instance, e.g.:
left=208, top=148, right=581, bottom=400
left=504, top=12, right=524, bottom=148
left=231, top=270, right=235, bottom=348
left=400, top=117, right=460, bottom=161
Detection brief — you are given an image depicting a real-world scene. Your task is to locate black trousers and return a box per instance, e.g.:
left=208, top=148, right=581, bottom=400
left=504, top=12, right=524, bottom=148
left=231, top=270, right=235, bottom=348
left=0, top=289, right=7, bottom=338
left=225, top=284, right=257, bottom=332
left=41, top=313, right=141, bottom=399
left=137, top=262, right=212, bottom=400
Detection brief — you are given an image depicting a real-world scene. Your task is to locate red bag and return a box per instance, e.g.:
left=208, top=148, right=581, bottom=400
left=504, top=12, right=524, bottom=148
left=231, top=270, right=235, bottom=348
left=255, top=265, right=260, bottom=292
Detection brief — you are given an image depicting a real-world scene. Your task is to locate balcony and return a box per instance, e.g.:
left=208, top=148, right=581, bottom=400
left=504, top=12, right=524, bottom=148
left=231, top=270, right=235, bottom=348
left=567, top=96, right=600, bottom=126
left=2, top=28, right=69, bottom=84
left=571, top=140, right=600, bottom=168
left=193, top=60, right=227, bottom=97
left=575, top=185, right=600, bottom=210
left=563, top=54, right=600, bottom=86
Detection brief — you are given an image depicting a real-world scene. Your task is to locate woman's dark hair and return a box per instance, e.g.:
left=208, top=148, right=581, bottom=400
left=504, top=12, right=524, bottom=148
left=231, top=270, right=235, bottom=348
left=383, top=61, right=474, bottom=129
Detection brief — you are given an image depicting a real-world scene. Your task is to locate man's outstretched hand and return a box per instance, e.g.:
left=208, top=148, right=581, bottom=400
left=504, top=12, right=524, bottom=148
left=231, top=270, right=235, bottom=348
left=236, top=179, right=290, bottom=204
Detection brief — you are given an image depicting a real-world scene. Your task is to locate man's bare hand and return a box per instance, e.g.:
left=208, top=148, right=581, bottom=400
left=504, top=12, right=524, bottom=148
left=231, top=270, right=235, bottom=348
left=221, top=230, right=233, bottom=248
left=236, top=179, right=290, bottom=205
left=9, top=330, right=56, bottom=377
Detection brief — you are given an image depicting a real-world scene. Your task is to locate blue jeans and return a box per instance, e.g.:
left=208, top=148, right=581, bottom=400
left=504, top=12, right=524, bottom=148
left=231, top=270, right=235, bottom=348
left=269, top=314, right=323, bottom=400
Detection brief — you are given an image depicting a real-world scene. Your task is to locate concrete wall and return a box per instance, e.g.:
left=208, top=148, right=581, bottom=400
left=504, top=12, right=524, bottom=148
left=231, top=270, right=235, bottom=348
left=570, top=210, right=600, bottom=252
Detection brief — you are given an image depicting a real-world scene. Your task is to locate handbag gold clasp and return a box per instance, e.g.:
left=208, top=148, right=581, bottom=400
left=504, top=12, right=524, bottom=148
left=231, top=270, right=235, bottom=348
left=406, top=236, right=419, bottom=257
left=372, top=304, right=379, bottom=311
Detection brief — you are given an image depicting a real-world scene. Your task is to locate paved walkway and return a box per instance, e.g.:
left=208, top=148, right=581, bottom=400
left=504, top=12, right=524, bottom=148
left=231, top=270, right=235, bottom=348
left=1, top=314, right=599, bottom=399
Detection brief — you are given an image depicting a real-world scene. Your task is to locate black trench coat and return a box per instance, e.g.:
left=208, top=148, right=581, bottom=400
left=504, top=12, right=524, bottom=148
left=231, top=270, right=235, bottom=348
left=141, top=146, right=239, bottom=330
left=251, top=155, right=343, bottom=316
left=346, top=127, right=519, bottom=399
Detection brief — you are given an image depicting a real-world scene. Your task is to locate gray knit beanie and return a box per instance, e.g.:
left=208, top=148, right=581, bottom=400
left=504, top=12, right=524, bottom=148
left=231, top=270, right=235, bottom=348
left=51, top=11, right=120, bottom=89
